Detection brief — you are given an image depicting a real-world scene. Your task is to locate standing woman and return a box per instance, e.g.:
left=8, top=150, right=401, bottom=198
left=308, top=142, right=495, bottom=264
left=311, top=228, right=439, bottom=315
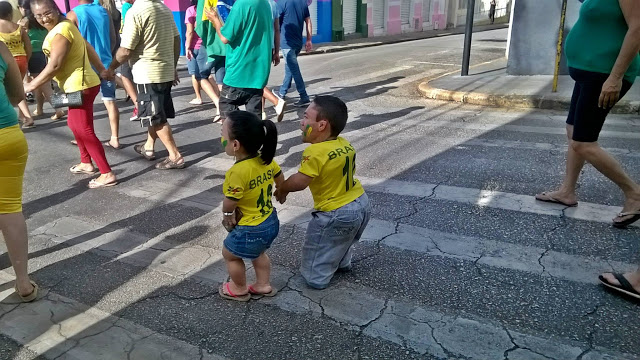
left=0, top=41, right=38, bottom=303
left=532, top=0, right=640, bottom=297
left=24, top=0, right=117, bottom=188
left=18, top=0, right=65, bottom=120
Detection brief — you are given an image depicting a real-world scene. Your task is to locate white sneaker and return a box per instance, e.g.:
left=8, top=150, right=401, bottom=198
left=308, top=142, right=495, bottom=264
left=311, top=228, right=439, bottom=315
left=275, top=98, right=286, bottom=122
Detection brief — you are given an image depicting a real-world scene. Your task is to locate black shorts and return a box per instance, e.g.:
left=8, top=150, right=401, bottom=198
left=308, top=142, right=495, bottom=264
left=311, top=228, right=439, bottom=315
left=136, top=82, right=175, bottom=127
left=118, top=62, right=133, bottom=80
left=28, top=51, right=47, bottom=75
left=219, top=84, right=263, bottom=119
left=566, top=67, right=633, bottom=142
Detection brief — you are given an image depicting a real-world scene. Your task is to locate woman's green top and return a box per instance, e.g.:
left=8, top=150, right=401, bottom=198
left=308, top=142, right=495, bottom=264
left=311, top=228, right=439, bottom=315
left=565, top=0, right=640, bottom=83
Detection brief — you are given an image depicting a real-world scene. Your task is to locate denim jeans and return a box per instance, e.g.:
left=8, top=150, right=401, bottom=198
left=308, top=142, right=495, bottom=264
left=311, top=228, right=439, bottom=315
left=279, top=48, right=309, bottom=101
left=224, top=210, right=280, bottom=259
left=301, top=194, right=371, bottom=289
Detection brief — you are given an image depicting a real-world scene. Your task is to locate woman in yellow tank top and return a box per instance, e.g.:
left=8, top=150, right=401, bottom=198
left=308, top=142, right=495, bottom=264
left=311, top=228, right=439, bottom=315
left=0, top=1, right=33, bottom=128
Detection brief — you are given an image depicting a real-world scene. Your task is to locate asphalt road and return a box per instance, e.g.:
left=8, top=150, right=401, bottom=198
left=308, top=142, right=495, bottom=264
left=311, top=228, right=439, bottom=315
left=1, top=28, right=640, bottom=360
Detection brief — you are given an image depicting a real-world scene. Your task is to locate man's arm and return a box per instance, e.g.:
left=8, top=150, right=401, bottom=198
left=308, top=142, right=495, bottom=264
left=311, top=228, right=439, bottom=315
left=109, top=17, right=116, bottom=53
left=304, top=17, right=312, bottom=52
left=207, top=8, right=230, bottom=44
left=185, top=22, right=195, bottom=60
left=85, top=40, right=106, bottom=73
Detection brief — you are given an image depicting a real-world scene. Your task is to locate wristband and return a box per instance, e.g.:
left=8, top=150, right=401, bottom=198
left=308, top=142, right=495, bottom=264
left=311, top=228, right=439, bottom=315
left=223, top=212, right=234, bottom=216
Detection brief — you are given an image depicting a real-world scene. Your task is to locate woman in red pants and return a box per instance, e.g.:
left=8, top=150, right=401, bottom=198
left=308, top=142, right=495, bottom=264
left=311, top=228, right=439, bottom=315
left=24, top=0, right=117, bottom=188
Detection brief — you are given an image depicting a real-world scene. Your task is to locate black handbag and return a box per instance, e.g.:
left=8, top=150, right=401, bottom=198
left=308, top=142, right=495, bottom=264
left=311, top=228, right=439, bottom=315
left=50, top=43, right=86, bottom=108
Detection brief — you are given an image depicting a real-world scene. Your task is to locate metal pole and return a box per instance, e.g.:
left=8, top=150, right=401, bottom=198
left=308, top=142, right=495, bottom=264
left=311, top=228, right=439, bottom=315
left=64, top=0, right=71, bottom=13
left=552, top=0, right=568, bottom=92
left=461, top=0, right=476, bottom=76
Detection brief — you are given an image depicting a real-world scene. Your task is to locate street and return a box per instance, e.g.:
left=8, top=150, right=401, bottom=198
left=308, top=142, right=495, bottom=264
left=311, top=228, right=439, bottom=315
left=1, top=28, right=640, bottom=359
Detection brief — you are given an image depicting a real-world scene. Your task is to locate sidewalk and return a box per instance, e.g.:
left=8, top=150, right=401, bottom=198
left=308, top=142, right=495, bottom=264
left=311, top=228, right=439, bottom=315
left=418, top=58, right=640, bottom=114
left=177, top=23, right=509, bottom=71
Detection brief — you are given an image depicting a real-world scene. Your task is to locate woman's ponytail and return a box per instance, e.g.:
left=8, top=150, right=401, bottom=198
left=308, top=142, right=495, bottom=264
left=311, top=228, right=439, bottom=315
left=260, top=120, right=278, bottom=165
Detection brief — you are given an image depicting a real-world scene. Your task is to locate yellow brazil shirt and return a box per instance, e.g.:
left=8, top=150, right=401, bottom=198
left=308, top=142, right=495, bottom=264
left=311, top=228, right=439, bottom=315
left=299, top=137, right=365, bottom=212
left=223, top=156, right=282, bottom=226
left=0, top=27, right=26, bottom=56
left=42, top=21, right=100, bottom=93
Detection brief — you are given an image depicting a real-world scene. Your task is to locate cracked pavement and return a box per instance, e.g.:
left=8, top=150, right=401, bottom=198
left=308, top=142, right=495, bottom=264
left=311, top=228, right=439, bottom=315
left=0, top=28, right=639, bottom=359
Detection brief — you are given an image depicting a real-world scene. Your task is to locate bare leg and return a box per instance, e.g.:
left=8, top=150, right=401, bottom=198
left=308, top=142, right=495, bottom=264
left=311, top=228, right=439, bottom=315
left=222, top=247, right=248, bottom=295
left=570, top=140, right=640, bottom=220
left=199, top=77, right=219, bottom=108
left=536, top=124, right=584, bottom=204
left=263, top=87, right=279, bottom=106
left=150, top=123, right=182, bottom=161
left=34, top=88, right=44, bottom=115
left=190, top=76, right=202, bottom=104
left=103, top=100, right=120, bottom=148
left=39, top=81, right=65, bottom=119
left=250, top=252, right=272, bottom=293
left=17, top=100, right=34, bottom=126
left=0, top=212, right=34, bottom=296
left=119, top=75, right=138, bottom=107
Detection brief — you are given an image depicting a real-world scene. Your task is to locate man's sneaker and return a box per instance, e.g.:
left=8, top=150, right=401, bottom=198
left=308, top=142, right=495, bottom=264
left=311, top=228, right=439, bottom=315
left=294, top=99, right=311, bottom=108
left=129, top=107, right=139, bottom=121
left=275, top=98, right=286, bottom=122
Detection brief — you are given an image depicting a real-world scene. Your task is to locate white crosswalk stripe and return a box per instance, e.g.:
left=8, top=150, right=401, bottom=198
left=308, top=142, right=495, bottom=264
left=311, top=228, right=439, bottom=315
left=4, top=91, right=640, bottom=358
left=1, top=213, right=637, bottom=360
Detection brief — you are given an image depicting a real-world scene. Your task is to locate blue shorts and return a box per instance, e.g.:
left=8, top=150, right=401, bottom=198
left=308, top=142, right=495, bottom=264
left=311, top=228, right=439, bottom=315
left=223, top=210, right=279, bottom=259
left=100, top=79, right=116, bottom=101
left=194, top=48, right=226, bottom=84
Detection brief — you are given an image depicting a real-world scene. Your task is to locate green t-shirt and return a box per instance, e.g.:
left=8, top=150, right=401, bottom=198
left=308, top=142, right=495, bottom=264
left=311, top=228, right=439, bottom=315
left=120, top=2, right=131, bottom=33
left=565, top=0, right=640, bottom=83
left=220, top=0, right=272, bottom=89
left=0, top=55, right=18, bottom=129
left=28, top=27, right=47, bottom=53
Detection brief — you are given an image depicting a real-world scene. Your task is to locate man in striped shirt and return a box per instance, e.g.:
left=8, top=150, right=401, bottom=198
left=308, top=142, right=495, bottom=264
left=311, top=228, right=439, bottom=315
left=104, top=0, right=185, bottom=170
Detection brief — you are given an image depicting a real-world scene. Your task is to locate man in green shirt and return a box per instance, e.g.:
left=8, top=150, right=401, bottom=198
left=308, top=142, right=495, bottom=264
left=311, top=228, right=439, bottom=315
left=208, top=0, right=274, bottom=120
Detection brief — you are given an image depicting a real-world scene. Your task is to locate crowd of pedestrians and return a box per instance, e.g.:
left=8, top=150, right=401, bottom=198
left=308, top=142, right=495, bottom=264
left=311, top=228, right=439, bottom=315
left=1, top=0, right=639, bottom=309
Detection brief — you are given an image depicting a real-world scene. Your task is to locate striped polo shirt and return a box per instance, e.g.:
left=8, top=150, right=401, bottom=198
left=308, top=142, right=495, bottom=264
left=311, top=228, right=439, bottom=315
left=120, top=0, right=179, bottom=84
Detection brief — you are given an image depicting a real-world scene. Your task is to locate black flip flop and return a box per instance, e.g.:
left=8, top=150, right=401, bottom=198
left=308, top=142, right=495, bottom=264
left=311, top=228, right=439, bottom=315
left=612, top=210, right=640, bottom=229
left=535, top=192, right=578, bottom=207
left=599, top=274, right=640, bottom=300
left=134, top=144, right=156, bottom=161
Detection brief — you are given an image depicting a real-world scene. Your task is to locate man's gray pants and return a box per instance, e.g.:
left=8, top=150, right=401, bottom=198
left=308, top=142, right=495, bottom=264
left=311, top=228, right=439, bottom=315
left=301, top=193, right=371, bottom=289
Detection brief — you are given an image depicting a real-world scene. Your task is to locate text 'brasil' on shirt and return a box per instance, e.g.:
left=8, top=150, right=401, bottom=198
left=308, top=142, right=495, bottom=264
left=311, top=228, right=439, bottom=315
left=223, top=156, right=282, bottom=226
left=299, top=137, right=365, bottom=212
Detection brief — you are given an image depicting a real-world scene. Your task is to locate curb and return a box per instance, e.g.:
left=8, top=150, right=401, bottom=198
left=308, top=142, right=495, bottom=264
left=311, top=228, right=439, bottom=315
left=418, top=81, right=640, bottom=115
left=176, top=24, right=509, bottom=71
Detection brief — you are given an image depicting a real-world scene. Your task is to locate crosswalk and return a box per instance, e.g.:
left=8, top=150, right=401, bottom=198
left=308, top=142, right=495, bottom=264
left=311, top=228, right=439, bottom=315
left=2, top=96, right=640, bottom=359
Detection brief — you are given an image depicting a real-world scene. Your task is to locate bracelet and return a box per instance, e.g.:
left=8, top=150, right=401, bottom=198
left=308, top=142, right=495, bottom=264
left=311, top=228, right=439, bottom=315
left=223, top=212, right=234, bottom=216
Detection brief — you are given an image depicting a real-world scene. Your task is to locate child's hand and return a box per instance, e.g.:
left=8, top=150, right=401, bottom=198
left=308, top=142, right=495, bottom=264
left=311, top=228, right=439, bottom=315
left=222, top=213, right=238, bottom=232
left=274, top=188, right=288, bottom=204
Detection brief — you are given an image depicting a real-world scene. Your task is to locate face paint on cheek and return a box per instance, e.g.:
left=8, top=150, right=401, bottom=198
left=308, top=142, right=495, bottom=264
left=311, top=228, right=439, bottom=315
left=304, top=125, right=312, bottom=137
left=221, top=137, right=228, bottom=147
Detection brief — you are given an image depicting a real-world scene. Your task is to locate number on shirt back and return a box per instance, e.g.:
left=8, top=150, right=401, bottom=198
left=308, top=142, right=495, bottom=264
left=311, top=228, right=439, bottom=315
left=342, top=154, right=357, bottom=191
left=256, top=184, right=273, bottom=215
